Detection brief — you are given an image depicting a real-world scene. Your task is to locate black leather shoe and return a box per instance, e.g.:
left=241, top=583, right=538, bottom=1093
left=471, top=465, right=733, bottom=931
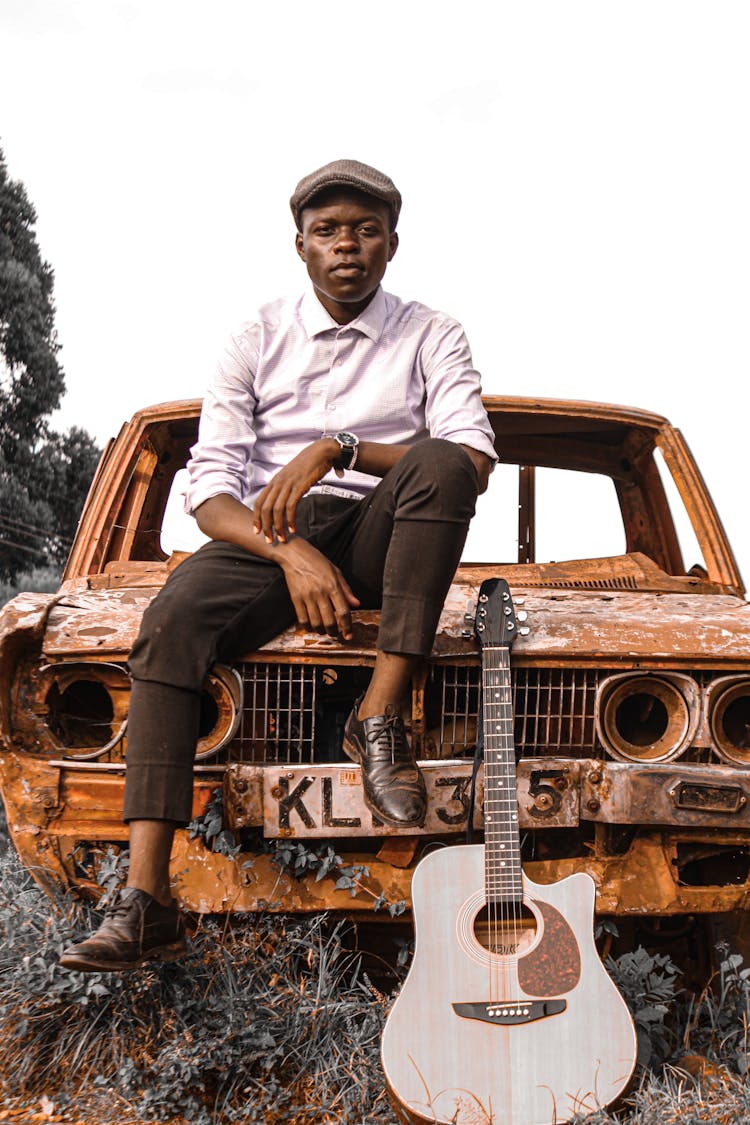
left=59, top=887, right=187, bottom=973
left=343, top=703, right=427, bottom=828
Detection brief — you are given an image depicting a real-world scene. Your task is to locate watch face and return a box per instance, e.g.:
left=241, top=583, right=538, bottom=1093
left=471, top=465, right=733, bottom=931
left=337, top=431, right=357, bottom=448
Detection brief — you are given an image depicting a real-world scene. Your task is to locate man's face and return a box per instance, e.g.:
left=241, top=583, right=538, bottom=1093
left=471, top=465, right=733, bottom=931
left=295, top=190, right=398, bottom=323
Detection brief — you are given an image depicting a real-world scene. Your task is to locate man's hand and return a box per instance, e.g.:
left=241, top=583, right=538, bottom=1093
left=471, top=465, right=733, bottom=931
left=195, top=492, right=359, bottom=639
left=253, top=438, right=339, bottom=543
left=277, top=537, right=360, bottom=639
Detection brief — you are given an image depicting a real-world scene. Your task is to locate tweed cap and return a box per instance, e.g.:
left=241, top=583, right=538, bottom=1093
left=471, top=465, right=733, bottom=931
left=290, top=159, right=402, bottom=231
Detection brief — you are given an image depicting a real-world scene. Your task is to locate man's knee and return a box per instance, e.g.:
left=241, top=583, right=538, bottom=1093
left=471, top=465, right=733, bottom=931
left=392, top=439, right=479, bottom=521
left=129, top=585, right=205, bottom=690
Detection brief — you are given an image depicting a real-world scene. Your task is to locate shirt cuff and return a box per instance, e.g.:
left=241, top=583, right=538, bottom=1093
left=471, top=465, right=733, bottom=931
left=443, top=430, right=499, bottom=465
left=184, top=473, right=248, bottom=516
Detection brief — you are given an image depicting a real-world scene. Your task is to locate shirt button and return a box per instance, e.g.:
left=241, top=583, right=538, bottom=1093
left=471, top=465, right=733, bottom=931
left=327, top=404, right=336, bottom=411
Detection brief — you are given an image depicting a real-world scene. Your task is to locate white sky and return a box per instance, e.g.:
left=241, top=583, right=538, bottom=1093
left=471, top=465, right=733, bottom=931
left=1, top=1, right=749, bottom=580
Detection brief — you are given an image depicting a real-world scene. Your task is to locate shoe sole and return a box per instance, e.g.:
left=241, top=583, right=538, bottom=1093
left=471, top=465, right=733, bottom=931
left=342, top=733, right=427, bottom=830
left=59, top=939, right=188, bottom=973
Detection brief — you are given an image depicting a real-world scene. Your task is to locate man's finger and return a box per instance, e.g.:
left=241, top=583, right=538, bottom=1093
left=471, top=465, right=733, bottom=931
left=304, top=597, right=323, bottom=632
left=289, top=593, right=309, bottom=632
left=272, top=489, right=292, bottom=543
left=336, top=570, right=361, bottom=608
left=285, top=492, right=300, bottom=536
left=330, top=575, right=359, bottom=639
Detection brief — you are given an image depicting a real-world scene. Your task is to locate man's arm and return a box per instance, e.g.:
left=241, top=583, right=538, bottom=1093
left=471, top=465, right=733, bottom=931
left=194, top=491, right=360, bottom=640
left=459, top=445, right=493, bottom=493
left=196, top=434, right=491, bottom=638
left=250, top=437, right=410, bottom=544
left=250, top=436, right=491, bottom=546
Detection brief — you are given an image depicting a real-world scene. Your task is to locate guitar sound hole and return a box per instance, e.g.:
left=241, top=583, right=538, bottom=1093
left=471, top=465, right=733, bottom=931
left=473, top=902, right=538, bottom=957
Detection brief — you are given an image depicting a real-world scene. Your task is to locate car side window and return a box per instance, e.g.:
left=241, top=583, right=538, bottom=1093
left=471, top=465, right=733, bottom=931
left=653, top=448, right=707, bottom=574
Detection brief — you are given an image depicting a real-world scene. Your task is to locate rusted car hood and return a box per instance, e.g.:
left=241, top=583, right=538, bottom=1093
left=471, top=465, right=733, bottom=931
left=38, top=579, right=750, bottom=666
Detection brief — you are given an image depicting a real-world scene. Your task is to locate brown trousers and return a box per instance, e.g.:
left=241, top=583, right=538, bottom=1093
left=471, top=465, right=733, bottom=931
left=124, top=439, right=479, bottom=823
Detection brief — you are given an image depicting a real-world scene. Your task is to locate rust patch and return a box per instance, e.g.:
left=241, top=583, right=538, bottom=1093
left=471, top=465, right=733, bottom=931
left=168, top=830, right=415, bottom=915
left=0, top=592, right=61, bottom=748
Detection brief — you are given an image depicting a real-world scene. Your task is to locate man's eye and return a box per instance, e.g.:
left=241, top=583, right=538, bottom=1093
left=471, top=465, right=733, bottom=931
left=359, top=226, right=379, bottom=236
left=315, top=226, right=334, bottom=236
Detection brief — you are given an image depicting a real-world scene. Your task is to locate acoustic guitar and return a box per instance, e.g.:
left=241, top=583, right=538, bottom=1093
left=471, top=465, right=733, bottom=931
left=381, top=577, right=637, bottom=1124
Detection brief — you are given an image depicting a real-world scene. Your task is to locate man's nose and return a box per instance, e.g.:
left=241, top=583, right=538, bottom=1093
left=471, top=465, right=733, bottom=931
left=334, top=227, right=359, bottom=252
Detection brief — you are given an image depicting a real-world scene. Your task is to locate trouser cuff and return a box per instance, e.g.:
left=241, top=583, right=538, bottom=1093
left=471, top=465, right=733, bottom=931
left=123, top=679, right=200, bottom=825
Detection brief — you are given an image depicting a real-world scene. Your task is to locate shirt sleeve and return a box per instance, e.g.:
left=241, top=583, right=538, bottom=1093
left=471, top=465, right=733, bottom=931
left=419, top=316, right=498, bottom=464
left=184, top=328, right=260, bottom=515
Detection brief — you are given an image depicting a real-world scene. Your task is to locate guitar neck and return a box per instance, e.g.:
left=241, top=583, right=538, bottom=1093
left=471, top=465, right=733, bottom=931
left=482, top=645, right=523, bottom=905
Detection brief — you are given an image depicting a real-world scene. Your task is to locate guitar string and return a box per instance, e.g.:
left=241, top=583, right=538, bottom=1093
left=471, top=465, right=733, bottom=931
left=484, top=643, right=522, bottom=1004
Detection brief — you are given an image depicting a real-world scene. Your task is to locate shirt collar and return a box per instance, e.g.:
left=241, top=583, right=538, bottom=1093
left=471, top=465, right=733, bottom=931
left=299, top=284, right=387, bottom=342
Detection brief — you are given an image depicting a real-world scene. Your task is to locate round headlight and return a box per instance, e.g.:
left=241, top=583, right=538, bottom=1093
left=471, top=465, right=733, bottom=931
left=710, top=679, right=750, bottom=768
left=596, top=674, right=697, bottom=763
left=195, top=664, right=243, bottom=760
left=42, top=662, right=129, bottom=760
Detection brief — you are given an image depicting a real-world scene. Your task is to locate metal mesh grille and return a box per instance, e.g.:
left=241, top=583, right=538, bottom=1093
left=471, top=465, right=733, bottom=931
left=432, top=665, right=601, bottom=758
left=436, top=664, right=481, bottom=757
left=513, top=667, right=600, bottom=755
left=223, top=661, right=603, bottom=764
left=231, top=663, right=316, bottom=763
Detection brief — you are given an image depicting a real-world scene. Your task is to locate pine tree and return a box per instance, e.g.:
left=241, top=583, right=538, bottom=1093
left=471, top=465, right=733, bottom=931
left=0, top=147, right=100, bottom=583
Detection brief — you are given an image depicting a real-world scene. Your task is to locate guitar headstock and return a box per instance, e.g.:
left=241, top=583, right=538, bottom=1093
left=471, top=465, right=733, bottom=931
left=473, top=577, right=528, bottom=650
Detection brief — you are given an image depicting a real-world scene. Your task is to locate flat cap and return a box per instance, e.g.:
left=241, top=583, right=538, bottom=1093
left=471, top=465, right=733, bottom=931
left=290, top=159, right=402, bottom=231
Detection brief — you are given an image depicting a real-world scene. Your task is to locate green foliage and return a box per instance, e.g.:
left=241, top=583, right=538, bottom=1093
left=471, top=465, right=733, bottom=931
left=189, top=786, right=242, bottom=858
left=0, top=152, right=64, bottom=448
left=607, top=945, right=682, bottom=1068
left=684, top=941, right=750, bottom=1075
left=0, top=148, right=101, bottom=583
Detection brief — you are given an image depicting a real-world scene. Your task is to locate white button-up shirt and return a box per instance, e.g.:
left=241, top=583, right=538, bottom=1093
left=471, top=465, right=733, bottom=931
left=185, top=285, right=497, bottom=514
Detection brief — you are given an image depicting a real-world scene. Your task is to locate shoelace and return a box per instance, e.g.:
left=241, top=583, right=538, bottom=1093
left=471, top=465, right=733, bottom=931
left=366, top=711, right=409, bottom=765
left=104, top=891, right=146, bottom=940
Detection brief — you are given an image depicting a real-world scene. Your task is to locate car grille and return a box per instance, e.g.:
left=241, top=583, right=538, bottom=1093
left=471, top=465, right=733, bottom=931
left=218, top=661, right=604, bottom=765
left=435, top=664, right=601, bottom=758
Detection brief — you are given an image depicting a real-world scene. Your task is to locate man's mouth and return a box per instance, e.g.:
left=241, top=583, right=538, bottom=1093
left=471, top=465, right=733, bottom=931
left=332, top=262, right=364, bottom=274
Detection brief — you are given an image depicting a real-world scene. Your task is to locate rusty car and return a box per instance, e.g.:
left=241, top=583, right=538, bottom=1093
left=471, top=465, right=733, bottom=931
left=1, top=395, right=749, bottom=931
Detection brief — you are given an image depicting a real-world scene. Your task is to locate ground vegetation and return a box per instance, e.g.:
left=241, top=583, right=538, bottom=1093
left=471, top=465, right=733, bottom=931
left=0, top=812, right=749, bottom=1124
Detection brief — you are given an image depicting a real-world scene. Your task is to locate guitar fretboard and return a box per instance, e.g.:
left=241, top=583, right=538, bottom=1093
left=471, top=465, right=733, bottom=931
left=482, top=646, right=523, bottom=904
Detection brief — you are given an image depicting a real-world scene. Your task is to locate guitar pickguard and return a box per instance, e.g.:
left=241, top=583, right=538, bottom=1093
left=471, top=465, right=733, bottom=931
left=519, top=898, right=581, bottom=996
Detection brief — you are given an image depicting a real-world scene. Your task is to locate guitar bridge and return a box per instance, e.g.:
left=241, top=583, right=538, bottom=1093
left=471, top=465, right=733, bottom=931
left=452, top=999, right=566, bottom=1025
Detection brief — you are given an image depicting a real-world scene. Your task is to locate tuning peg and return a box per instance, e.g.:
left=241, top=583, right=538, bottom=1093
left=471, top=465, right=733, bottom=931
left=517, top=610, right=528, bottom=622
left=461, top=629, right=473, bottom=639
left=519, top=626, right=530, bottom=636
left=464, top=613, right=474, bottom=624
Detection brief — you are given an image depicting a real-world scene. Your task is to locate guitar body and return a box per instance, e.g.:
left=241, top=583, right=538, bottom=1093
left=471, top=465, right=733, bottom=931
left=382, top=844, right=637, bottom=1125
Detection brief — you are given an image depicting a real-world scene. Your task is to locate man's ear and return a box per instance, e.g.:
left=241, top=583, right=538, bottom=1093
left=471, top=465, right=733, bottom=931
left=388, top=231, right=399, bottom=261
left=295, top=231, right=306, bottom=262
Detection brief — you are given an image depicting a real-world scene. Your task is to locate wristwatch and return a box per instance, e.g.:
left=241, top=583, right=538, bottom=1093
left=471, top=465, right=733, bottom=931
left=332, top=431, right=359, bottom=472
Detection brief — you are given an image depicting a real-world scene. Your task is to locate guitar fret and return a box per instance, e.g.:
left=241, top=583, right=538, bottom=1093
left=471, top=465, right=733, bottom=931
left=478, top=626, right=524, bottom=901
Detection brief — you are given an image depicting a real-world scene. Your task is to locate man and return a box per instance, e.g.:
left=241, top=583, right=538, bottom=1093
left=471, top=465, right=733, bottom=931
left=60, top=159, right=497, bottom=973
